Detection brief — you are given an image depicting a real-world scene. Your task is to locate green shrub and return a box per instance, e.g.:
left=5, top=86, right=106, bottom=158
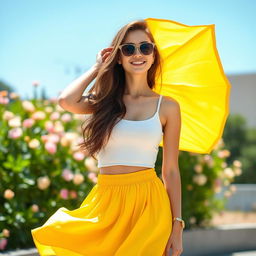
left=223, top=114, right=256, bottom=183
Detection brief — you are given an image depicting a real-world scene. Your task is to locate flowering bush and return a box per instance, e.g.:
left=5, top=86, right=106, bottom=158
left=0, top=86, right=242, bottom=251
left=156, top=139, right=242, bottom=229
left=0, top=88, right=99, bottom=251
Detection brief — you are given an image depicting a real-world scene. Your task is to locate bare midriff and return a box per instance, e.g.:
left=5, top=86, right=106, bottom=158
left=99, top=165, right=151, bottom=175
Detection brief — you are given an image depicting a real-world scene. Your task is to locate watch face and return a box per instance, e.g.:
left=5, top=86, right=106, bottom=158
left=173, top=218, right=185, bottom=228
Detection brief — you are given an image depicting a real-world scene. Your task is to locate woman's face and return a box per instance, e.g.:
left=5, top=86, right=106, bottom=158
left=117, top=30, right=155, bottom=75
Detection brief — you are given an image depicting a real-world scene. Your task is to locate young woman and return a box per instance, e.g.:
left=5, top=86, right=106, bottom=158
left=31, top=19, right=184, bottom=256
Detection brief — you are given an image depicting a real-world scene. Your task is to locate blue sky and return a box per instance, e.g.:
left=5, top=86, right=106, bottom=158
left=1, top=0, right=255, bottom=99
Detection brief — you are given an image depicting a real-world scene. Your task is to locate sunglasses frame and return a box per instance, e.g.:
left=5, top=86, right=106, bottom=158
left=118, top=42, right=155, bottom=56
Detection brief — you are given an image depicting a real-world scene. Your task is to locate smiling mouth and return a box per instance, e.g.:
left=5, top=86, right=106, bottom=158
left=130, top=61, right=146, bottom=66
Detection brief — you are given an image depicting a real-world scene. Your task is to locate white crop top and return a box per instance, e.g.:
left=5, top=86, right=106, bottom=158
left=95, top=95, right=164, bottom=168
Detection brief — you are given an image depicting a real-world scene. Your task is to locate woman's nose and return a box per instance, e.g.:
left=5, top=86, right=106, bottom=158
left=134, top=47, right=142, bottom=56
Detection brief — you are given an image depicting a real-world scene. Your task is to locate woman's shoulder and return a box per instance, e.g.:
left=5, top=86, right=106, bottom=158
left=161, top=95, right=181, bottom=123
left=161, top=95, right=180, bottom=107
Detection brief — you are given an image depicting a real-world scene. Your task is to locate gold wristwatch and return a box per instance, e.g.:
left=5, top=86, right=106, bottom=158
left=173, top=217, right=185, bottom=229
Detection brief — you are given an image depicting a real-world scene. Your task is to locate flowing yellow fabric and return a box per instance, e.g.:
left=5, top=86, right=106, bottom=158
left=146, top=18, right=231, bottom=154
left=31, top=168, right=172, bottom=256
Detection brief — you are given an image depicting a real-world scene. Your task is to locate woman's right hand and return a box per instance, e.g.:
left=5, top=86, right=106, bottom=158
left=94, top=47, right=114, bottom=71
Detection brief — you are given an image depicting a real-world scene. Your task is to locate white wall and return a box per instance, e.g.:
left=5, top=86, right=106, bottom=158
left=227, top=73, right=256, bottom=127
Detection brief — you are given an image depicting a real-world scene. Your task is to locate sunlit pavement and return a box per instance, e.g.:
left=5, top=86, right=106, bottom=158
left=215, top=251, right=256, bottom=256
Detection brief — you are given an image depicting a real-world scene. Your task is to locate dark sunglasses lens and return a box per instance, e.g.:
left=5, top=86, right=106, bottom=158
left=121, top=45, right=135, bottom=56
left=140, top=43, right=154, bottom=55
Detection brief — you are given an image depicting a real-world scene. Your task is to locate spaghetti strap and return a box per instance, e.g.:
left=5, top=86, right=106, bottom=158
left=156, top=95, right=163, bottom=113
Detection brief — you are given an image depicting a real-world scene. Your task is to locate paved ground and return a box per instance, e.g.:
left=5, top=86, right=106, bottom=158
left=211, top=210, right=256, bottom=256
left=217, top=251, right=256, bottom=256
left=1, top=248, right=256, bottom=256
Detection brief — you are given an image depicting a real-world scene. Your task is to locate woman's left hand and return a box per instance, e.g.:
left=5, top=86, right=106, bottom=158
left=164, top=223, right=183, bottom=256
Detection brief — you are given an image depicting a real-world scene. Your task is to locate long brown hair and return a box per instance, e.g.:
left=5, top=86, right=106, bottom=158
left=78, top=19, right=163, bottom=160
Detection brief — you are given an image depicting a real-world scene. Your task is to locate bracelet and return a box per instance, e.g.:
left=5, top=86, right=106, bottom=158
left=173, top=217, right=185, bottom=229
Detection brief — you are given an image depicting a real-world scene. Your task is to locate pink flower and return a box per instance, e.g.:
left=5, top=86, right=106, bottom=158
left=85, top=157, right=98, bottom=171
left=69, top=190, right=78, bottom=199
left=41, top=134, right=49, bottom=143
left=88, top=172, right=98, bottom=184
left=9, top=92, right=19, bottom=99
left=223, top=168, right=235, bottom=179
left=8, top=127, right=23, bottom=139
left=0, top=238, right=8, bottom=250
left=2, top=111, right=14, bottom=121
left=61, top=113, right=72, bottom=122
left=45, top=106, right=53, bottom=113
left=28, top=139, right=40, bottom=149
left=45, top=141, right=57, bottom=154
left=218, top=150, right=230, bottom=158
left=233, top=160, right=242, bottom=168
left=8, top=116, right=21, bottom=127
left=31, top=111, right=46, bottom=120
left=31, top=204, right=39, bottom=212
left=50, top=112, right=60, bottom=120
left=203, top=155, right=214, bottom=167
left=53, top=121, right=64, bottom=133
left=47, top=134, right=60, bottom=144
left=73, top=173, right=84, bottom=185
left=193, top=174, right=207, bottom=186
left=4, top=189, right=15, bottom=199
left=23, top=118, right=35, bottom=128
left=44, top=121, right=55, bottom=133
left=73, top=151, right=85, bottom=161
left=88, top=172, right=96, bottom=180
left=37, top=176, right=51, bottom=190
left=61, top=132, right=78, bottom=145
left=234, top=168, right=242, bottom=176
left=0, top=97, right=9, bottom=105
left=194, top=164, right=203, bottom=173
left=2, top=229, right=10, bottom=237
left=22, top=100, right=35, bottom=112
left=61, top=169, right=74, bottom=182
left=60, top=189, right=69, bottom=199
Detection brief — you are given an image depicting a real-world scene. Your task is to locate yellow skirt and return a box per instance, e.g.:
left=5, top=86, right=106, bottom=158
left=31, top=168, right=172, bottom=256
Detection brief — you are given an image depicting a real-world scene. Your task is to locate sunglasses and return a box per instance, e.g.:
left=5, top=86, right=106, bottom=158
left=118, top=42, right=155, bottom=56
